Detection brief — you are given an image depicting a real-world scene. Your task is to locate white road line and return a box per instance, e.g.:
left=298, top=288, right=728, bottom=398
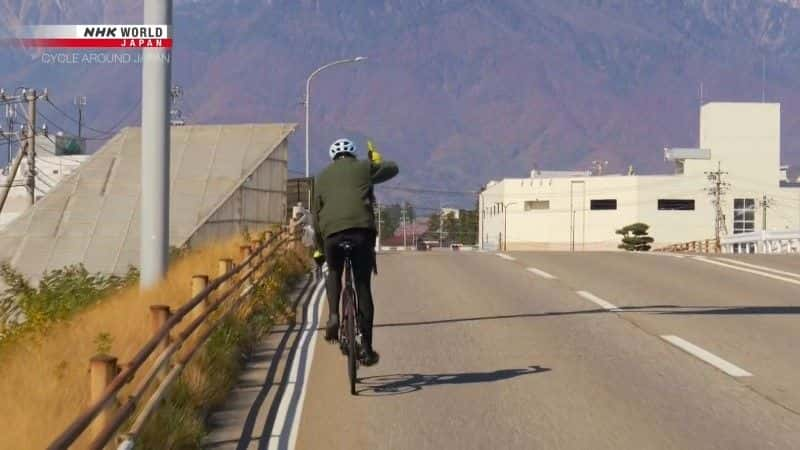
left=268, top=278, right=326, bottom=450
left=496, top=253, right=516, bottom=261
left=636, top=252, right=686, bottom=259
left=715, top=257, right=800, bottom=280
left=661, top=335, right=753, bottom=377
left=526, top=267, right=557, bottom=279
left=576, top=291, right=620, bottom=311
left=287, top=282, right=326, bottom=450
left=693, top=256, right=800, bottom=286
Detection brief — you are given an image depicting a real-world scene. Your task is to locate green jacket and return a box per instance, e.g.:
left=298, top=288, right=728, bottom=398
left=313, top=156, right=399, bottom=249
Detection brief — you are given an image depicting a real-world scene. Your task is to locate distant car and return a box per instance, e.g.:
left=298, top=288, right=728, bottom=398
left=450, top=243, right=462, bottom=251
left=416, top=241, right=430, bottom=251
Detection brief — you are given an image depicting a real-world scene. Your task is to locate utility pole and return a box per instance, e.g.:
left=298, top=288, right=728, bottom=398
left=401, top=202, right=407, bottom=249
left=1, top=89, right=24, bottom=213
left=25, top=89, right=38, bottom=205
left=705, top=162, right=729, bottom=252
left=169, top=85, right=185, bottom=126
left=439, top=201, right=444, bottom=248
left=0, top=87, right=46, bottom=211
left=5, top=102, right=15, bottom=165
left=141, top=0, right=173, bottom=288
left=74, top=96, right=86, bottom=138
left=760, top=194, right=772, bottom=231
left=411, top=209, right=417, bottom=248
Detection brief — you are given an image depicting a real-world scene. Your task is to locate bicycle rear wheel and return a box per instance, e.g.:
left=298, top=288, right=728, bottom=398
left=343, top=286, right=358, bottom=395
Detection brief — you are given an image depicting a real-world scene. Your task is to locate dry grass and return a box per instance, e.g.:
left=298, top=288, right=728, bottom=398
left=0, top=231, right=300, bottom=449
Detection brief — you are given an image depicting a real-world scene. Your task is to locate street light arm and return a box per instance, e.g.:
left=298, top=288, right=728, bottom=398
left=306, top=57, right=368, bottom=85
left=304, top=56, right=367, bottom=178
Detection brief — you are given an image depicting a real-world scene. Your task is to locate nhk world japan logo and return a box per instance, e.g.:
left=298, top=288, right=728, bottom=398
left=5, top=25, right=172, bottom=49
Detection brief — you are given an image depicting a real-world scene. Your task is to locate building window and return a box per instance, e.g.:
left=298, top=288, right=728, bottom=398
left=658, top=199, right=695, bottom=210
left=733, top=198, right=756, bottom=234
left=524, top=200, right=550, bottom=211
left=590, top=199, right=617, bottom=210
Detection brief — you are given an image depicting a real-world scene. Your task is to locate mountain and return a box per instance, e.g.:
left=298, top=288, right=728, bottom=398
left=2, top=0, right=800, bottom=201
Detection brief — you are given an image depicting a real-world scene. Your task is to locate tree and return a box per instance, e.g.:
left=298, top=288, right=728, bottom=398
left=457, top=209, right=478, bottom=245
left=425, top=212, right=442, bottom=244
left=379, top=204, right=401, bottom=238
left=425, top=209, right=478, bottom=246
left=616, top=222, right=654, bottom=252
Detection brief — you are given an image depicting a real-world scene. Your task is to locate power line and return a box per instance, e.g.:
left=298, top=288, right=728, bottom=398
left=382, top=185, right=479, bottom=196
left=44, top=96, right=141, bottom=139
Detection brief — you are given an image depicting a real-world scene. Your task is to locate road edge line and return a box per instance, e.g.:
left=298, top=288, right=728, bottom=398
left=693, top=256, right=800, bottom=286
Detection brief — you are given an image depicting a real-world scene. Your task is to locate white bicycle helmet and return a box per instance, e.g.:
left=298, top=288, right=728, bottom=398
left=329, top=138, right=357, bottom=160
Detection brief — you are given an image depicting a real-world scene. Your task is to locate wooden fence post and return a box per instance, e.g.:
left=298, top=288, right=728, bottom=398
left=192, top=275, right=209, bottom=319
left=149, top=305, right=171, bottom=381
left=239, top=245, right=253, bottom=284
left=88, top=354, right=119, bottom=442
left=218, top=258, right=233, bottom=283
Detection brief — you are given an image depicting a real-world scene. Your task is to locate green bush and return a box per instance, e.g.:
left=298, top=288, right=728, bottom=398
left=0, top=263, right=138, bottom=343
left=616, top=222, right=654, bottom=252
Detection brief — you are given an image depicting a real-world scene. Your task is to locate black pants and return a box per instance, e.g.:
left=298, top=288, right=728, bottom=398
left=324, top=228, right=376, bottom=348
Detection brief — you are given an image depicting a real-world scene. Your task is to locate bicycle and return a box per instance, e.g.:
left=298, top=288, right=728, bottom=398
left=337, top=240, right=361, bottom=395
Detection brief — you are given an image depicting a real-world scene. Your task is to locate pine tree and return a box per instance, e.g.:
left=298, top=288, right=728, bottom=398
left=616, top=222, right=654, bottom=252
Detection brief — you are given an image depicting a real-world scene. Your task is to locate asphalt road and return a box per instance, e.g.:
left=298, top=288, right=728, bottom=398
left=289, top=250, right=800, bottom=449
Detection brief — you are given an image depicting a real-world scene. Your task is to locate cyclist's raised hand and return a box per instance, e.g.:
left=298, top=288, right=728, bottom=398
left=367, top=139, right=382, bottom=164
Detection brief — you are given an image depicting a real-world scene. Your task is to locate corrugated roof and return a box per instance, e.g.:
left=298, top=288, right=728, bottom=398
left=0, top=123, right=295, bottom=281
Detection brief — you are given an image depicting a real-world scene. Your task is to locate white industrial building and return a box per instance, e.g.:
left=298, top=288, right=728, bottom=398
left=479, top=102, right=800, bottom=251
left=0, top=136, right=90, bottom=230
left=0, top=123, right=293, bottom=282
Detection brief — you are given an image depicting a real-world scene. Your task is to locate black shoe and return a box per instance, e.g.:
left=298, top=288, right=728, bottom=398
left=324, top=315, right=339, bottom=342
left=359, top=349, right=380, bottom=366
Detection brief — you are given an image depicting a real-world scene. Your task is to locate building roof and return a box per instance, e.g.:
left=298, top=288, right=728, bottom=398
left=0, top=123, right=295, bottom=282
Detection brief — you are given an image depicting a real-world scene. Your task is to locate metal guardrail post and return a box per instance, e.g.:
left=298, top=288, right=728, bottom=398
left=88, top=355, right=119, bottom=442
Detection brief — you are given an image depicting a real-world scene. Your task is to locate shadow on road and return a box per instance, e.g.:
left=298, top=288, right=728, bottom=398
left=357, top=365, right=550, bottom=396
left=656, top=306, right=800, bottom=315
left=365, top=305, right=800, bottom=330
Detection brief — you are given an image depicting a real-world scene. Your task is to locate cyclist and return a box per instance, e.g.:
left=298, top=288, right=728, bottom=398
left=313, top=138, right=398, bottom=366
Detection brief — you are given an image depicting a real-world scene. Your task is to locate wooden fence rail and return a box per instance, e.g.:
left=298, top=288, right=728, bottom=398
left=47, top=229, right=300, bottom=450
left=654, top=238, right=718, bottom=254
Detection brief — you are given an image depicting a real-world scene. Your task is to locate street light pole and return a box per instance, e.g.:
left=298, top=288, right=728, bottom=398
left=503, top=202, right=518, bottom=252
left=140, top=0, right=172, bottom=288
left=304, top=56, right=367, bottom=178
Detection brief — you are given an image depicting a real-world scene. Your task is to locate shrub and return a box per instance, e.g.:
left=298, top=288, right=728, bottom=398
left=616, top=222, right=654, bottom=252
left=0, top=263, right=138, bottom=343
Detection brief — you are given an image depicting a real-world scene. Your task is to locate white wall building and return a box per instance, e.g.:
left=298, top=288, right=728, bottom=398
left=479, top=102, right=800, bottom=251
left=0, top=149, right=90, bottom=230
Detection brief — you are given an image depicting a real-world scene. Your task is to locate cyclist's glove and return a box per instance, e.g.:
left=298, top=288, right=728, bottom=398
left=312, top=249, right=325, bottom=265
left=367, top=140, right=382, bottom=164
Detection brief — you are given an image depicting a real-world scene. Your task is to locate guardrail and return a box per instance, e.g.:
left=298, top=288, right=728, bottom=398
left=720, top=230, right=800, bottom=254
left=654, top=238, right=718, bottom=254
left=47, top=228, right=301, bottom=450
